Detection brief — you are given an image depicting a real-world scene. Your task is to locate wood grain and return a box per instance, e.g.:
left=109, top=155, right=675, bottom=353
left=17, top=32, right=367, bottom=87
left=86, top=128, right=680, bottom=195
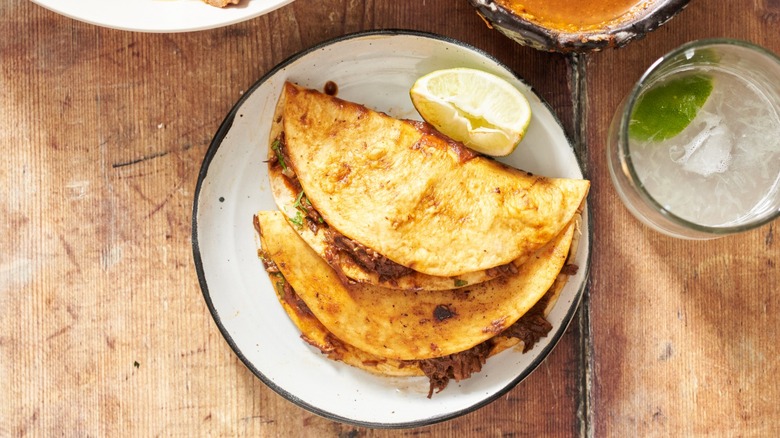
left=1, top=0, right=582, bottom=436
left=587, top=1, right=780, bottom=436
left=4, top=0, right=779, bottom=435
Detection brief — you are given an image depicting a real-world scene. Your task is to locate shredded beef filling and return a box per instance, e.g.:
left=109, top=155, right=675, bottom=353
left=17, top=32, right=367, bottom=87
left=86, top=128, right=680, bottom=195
left=261, top=252, right=313, bottom=318
left=322, top=244, right=357, bottom=286
left=323, top=333, right=346, bottom=360
left=486, top=261, right=519, bottom=278
left=269, top=132, right=296, bottom=179
left=503, top=291, right=554, bottom=353
left=328, top=232, right=414, bottom=281
left=259, top=252, right=280, bottom=274
left=418, top=343, right=492, bottom=398
left=298, top=194, right=326, bottom=233
left=502, top=311, right=553, bottom=354
left=417, top=296, right=554, bottom=398
left=560, top=263, right=579, bottom=276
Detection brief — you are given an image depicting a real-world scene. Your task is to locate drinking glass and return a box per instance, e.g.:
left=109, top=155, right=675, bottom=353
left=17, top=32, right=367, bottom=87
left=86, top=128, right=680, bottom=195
left=607, top=38, right=780, bottom=239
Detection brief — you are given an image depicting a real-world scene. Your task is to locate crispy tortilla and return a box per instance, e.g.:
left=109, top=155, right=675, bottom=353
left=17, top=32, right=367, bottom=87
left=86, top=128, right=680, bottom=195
left=254, top=210, right=575, bottom=361
left=261, top=254, right=574, bottom=381
left=273, top=82, right=589, bottom=277
left=263, top=264, right=421, bottom=377
left=269, top=156, right=512, bottom=290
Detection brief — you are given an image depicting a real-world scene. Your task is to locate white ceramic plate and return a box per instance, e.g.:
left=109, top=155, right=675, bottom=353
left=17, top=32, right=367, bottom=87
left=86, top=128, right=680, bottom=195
left=31, top=0, right=294, bottom=33
left=193, top=30, right=590, bottom=428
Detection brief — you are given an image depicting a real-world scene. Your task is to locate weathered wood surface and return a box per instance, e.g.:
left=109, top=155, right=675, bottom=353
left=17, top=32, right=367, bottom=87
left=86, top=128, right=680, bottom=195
left=1, top=0, right=778, bottom=436
left=587, top=1, right=780, bottom=436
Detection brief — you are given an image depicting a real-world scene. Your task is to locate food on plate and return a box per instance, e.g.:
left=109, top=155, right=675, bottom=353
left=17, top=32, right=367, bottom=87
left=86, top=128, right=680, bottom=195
left=268, top=81, right=589, bottom=282
left=254, top=210, right=581, bottom=397
left=256, top=210, right=574, bottom=360
left=269, top=157, right=514, bottom=290
left=203, top=0, right=240, bottom=7
left=256, top=81, right=589, bottom=396
left=410, top=68, right=532, bottom=157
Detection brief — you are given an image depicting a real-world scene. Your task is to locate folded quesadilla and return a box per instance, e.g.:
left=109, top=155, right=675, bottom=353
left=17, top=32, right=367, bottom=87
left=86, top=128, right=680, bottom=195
left=269, top=146, right=519, bottom=290
left=254, top=210, right=580, bottom=396
left=268, top=81, right=589, bottom=282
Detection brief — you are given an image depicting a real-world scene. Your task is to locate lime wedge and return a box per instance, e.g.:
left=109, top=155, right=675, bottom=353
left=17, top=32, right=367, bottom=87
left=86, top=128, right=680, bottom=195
left=629, top=73, right=714, bottom=141
left=410, top=68, right=532, bottom=156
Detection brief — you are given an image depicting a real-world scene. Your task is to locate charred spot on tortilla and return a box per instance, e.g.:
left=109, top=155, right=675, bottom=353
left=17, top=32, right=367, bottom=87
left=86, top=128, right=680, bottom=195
left=433, top=304, right=456, bottom=322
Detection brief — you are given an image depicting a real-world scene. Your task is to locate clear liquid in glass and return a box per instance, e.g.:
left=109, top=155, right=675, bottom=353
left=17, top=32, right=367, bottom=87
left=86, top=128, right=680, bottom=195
left=628, top=67, right=780, bottom=227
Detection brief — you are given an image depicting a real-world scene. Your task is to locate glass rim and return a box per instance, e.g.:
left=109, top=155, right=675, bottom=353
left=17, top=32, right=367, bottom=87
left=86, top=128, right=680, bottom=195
left=618, top=37, right=780, bottom=236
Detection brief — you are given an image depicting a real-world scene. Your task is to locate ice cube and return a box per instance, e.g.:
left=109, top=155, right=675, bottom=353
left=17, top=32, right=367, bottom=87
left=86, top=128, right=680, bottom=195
left=670, top=114, right=733, bottom=177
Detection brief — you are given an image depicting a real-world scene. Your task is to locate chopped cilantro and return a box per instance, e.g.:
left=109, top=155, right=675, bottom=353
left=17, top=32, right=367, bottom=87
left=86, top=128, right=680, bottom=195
left=289, top=210, right=304, bottom=228
left=271, top=139, right=287, bottom=171
left=293, top=191, right=313, bottom=211
left=293, top=191, right=305, bottom=209
left=454, top=279, right=468, bottom=287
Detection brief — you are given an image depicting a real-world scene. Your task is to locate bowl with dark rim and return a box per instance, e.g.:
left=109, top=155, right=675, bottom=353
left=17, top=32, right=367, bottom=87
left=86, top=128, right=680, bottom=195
left=469, top=0, right=691, bottom=53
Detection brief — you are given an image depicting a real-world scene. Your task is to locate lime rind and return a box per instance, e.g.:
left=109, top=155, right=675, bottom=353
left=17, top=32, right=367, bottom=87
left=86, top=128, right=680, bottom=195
left=629, top=73, right=714, bottom=142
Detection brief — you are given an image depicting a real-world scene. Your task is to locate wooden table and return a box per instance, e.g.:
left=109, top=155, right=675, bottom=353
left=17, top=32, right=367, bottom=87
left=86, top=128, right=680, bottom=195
left=2, top=0, right=779, bottom=436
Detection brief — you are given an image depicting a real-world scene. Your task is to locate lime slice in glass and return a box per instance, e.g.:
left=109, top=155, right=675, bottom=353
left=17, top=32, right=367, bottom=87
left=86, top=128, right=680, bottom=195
left=629, top=73, right=714, bottom=141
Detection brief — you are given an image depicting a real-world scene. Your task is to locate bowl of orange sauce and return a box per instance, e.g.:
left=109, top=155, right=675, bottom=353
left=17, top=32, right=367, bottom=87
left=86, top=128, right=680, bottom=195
left=470, top=0, right=690, bottom=52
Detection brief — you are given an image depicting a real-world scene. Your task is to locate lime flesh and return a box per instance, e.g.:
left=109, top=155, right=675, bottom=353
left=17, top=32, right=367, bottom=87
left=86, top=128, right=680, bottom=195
left=410, top=68, right=532, bottom=156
